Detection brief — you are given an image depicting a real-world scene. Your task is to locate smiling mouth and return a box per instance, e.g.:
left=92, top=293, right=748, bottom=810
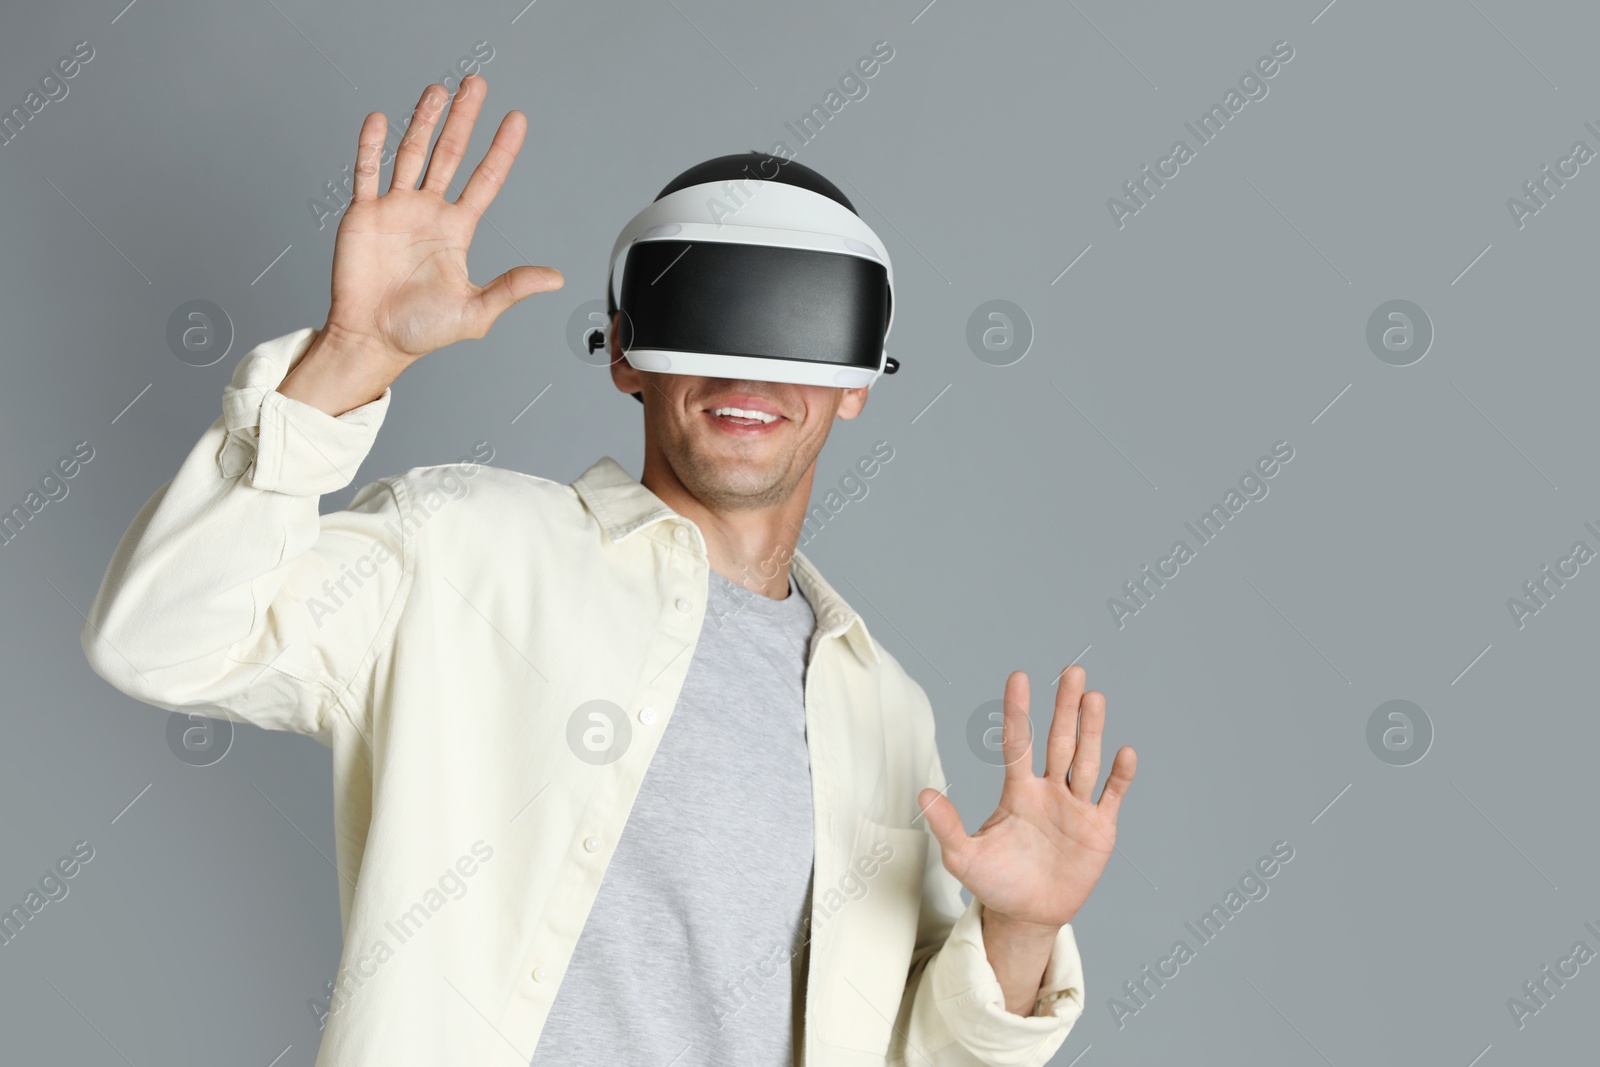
left=710, top=405, right=778, bottom=423
left=704, top=403, right=785, bottom=435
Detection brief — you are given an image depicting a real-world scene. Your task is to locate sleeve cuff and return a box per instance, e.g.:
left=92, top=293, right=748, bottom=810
left=925, top=897, right=1085, bottom=1061
left=217, top=327, right=391, bottom=495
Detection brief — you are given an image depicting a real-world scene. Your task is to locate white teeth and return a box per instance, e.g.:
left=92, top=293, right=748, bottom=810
left=711, top=406, right=777, bottom=423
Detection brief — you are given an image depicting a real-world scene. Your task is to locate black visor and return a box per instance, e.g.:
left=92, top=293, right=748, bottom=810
left=617, top=240, right=891, bottom=370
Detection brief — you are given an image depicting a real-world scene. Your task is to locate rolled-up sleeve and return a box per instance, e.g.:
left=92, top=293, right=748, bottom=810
left=215, top=329, right=390, bottom=493
left=79, top=327, right=410, bottom=745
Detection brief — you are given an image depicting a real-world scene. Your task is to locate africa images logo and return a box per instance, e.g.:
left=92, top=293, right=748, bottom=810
left=1106, top=441, right=1294, bottom=629
left=1106, top=40, right=1295, bottom=229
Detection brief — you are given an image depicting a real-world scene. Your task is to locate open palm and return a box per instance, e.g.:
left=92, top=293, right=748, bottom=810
left=919, top=665, right=1136, bottom=928
left=325, top=75, right=562, bottom=362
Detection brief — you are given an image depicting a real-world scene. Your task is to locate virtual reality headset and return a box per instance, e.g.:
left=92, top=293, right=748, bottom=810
left=590, top=155, right=899, bottom=403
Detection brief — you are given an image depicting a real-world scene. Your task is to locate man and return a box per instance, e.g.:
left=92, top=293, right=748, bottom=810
left=80, top=75, right=1136, bottom=1066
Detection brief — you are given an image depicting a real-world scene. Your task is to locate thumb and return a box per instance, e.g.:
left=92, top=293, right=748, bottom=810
left=918, top=786, right=972, bottom=874
left=470, top=265, right=564, bottom=333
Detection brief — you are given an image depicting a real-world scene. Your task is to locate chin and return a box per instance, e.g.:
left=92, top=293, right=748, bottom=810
left=685, top=451, right=793, bottom=507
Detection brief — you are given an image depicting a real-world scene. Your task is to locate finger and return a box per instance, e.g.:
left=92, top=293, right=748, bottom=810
left=999, top=670, right=1035, bottom=786
left=351, top=112, right=387, bottom=204
left=1043, top=664, right=1085, bottom=784
left=1095, top=745, right=1137, bottom=820
left=917, top=786, right=973, bottom=877
left=456, top=109, right=527, bottom=222
left=389, top=84, right=450, bottom=193
left=1068, top=690, right=1105, bottom=802
left=468, top=264, right=565, bottom=336
left=421, top=75, right=486, bottom=195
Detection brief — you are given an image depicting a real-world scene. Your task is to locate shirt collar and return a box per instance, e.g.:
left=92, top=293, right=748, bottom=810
left=572, top=455, right=882, bottom=667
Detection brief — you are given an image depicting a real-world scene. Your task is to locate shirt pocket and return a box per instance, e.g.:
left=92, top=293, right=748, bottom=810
left=814, top=816, right=930, bottom=1056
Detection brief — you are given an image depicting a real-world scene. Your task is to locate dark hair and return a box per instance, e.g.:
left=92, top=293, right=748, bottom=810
left=623, top=152, right=857, bottom=404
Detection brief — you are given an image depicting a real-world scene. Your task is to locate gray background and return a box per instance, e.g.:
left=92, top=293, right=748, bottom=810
left=1, top=0, right=1595, bottom=1063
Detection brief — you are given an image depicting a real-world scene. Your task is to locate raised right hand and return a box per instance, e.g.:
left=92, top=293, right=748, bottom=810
left=282, top=75, right=563, bottom=414
left=330, top=73, right=563, bottom=358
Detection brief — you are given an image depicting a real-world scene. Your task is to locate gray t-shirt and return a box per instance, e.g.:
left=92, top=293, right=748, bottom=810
left=531, top=566, right=818, bottom=1065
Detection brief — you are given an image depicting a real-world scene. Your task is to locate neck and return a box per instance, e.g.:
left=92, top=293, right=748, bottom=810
left=640, top=451, right=816, bottom=601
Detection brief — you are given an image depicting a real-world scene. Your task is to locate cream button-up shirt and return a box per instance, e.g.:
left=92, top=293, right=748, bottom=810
left=80, top=328, right=1087, bottom=1067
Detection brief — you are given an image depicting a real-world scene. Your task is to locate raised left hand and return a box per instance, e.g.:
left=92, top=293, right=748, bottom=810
left=919, top=665, right=1136, bottom=929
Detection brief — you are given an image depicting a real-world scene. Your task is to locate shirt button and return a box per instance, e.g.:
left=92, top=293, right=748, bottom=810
left=532, top=967, right=548, bottom=982
left=674, top=526, right=689, bottom=543
left=676, top=597, right=692, bottom=613
left=639, top=707, right=658, bottom=725
left=583, top=835, right=602, bottom=852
